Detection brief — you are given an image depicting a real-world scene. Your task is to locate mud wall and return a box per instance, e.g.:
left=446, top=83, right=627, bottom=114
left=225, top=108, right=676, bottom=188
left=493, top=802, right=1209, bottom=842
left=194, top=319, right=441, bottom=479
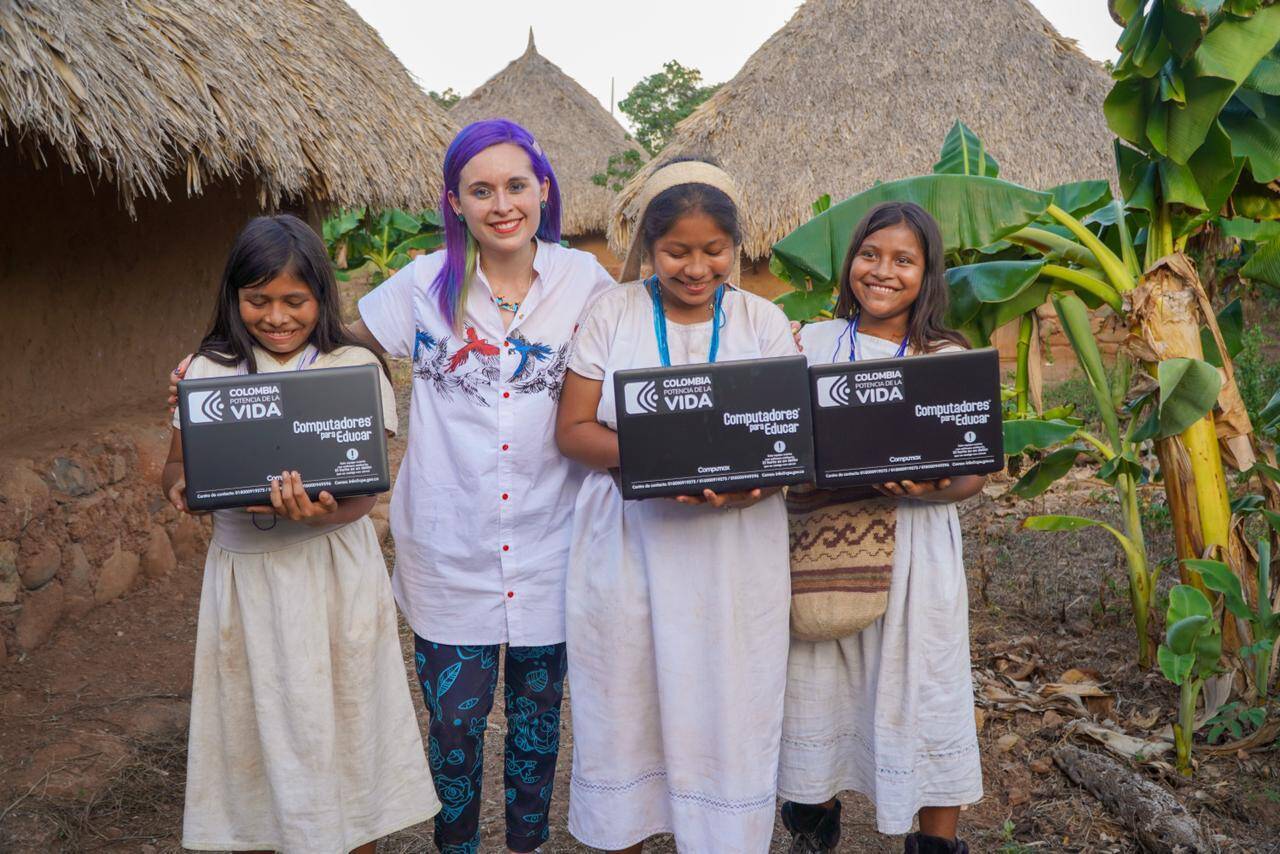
left=0, top=145, right=278, bottom=658
left=0, top=144, right=266, bottom=441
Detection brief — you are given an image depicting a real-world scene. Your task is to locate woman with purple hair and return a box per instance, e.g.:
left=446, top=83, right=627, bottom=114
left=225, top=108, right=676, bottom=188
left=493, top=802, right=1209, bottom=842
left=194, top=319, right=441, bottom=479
left=351, top=119, right=615, bottom=853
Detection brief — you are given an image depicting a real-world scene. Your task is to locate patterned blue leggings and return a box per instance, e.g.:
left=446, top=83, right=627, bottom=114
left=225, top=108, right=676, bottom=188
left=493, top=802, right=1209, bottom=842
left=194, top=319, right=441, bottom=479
left=413, top=636, right=567, bottom=854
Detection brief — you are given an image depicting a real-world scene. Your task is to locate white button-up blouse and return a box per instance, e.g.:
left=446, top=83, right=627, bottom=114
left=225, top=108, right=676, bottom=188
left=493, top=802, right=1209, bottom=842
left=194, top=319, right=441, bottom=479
left=358, top=240, right=615, bottom=645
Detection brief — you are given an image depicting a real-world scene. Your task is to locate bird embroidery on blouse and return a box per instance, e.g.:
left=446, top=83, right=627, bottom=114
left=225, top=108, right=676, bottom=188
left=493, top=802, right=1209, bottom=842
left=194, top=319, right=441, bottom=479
left=506, top=332, right=554, bottom=380
left=447, top=327, right=499, bottom=373
left=413, top=329, right=437, bottom=362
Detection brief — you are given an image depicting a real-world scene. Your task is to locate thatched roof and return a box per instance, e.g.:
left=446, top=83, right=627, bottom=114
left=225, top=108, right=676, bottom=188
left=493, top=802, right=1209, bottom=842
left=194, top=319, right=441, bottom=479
left=0, top=0, right=456, bottom=212
left=452, top=29, right=646, bottom=236
left=609, top=0, right=1117, bottom=260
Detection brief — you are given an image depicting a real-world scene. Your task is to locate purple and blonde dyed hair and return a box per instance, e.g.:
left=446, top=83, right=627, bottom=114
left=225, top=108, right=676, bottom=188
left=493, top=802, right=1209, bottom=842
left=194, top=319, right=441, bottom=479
left=432, top=119, right=562, bottom=329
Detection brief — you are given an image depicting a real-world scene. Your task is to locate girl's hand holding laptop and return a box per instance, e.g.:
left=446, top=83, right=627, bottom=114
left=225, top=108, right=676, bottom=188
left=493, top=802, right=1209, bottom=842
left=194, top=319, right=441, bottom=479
left=244, top=470, right=339, bottom=522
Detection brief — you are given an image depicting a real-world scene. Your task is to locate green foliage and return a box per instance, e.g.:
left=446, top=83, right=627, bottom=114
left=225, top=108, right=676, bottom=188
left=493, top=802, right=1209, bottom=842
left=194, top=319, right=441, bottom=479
left=1158, top=582, right=1223, bottom=774
left=618, top=61, right=719, bottom=155
left=933, top=120, right=1000, bottom=177
left=1156, top=357, right=1223, bottom=436
left=1184, top=536, right=1278, bottom=699
left=772, top=175, right=1052, bottom=287
left=1205, top=700, right=1268, bottom=744
left=1106, top=3, right=1280, bottom=256
left=429, top=87, right=461, bottom=108
left=592, top=149, right=645, bottom=193
left=1003, top=419, right=1079, bottom=455
left=321, top=207, right=443, bottom=288
left=1045, top=375, right=1104, bottom=432
left=1231, top=324, right=1280, bottom=426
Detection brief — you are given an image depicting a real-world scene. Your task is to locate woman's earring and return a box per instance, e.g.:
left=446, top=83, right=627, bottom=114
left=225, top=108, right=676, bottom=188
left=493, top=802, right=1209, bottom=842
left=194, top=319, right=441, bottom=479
left=540, top=200, right=547, bottom=210
left=456, top=212, right=464, bottom=223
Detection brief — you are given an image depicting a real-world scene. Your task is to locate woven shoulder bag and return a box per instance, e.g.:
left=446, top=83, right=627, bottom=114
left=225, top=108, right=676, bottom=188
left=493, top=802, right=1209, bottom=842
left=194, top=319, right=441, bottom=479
left=786, top=484, right=897, bottom=641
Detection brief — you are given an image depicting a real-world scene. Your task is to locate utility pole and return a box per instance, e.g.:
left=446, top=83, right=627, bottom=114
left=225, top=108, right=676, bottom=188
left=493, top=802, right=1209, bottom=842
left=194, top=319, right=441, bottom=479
left=610, top=76, right=615, bottom=115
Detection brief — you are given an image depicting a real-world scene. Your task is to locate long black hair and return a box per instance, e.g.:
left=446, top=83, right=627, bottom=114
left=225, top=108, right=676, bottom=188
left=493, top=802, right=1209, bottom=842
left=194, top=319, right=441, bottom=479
left=834, top=202, right=968, bottom=352
left=196, top=214, right=389, bottom=375
left=639, top=156, right=742, bottom=261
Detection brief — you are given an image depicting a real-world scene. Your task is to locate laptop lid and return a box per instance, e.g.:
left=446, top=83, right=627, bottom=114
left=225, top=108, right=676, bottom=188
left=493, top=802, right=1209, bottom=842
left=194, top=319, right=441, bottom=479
left=178, top=364, right=390, bottom=511
left=613, top=355, right=814, bottom=499
left=810, top=347, right=1003, bottom=487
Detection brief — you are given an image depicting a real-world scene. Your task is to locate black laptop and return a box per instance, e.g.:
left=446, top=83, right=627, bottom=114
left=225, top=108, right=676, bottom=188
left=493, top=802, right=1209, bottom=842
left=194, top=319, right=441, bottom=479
left=810, top=348, right=1003, bottom=487
left=613, top=355, right=815, bottom=499
left=178, top=364, right=391, bottom=511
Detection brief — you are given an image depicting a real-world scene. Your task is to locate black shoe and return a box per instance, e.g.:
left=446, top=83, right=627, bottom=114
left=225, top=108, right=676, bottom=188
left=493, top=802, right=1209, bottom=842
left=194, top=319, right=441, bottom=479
left=904, top=831, right=970, bottom=854
left=781, top=799, right=842, bottom=853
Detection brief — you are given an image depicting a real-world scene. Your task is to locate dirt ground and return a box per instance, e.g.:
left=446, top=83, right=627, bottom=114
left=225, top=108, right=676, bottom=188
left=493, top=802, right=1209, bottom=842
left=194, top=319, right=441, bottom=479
left=3, top=350, right=1279, bottom=851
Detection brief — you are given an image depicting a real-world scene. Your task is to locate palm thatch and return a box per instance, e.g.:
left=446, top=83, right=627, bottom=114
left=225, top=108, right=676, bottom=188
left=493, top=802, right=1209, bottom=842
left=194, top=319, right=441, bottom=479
left=609, top=0, right=1117, bottom=260
left=0, top=0, right=456, bottom=212
left=452, top=29, right=646, bottom=236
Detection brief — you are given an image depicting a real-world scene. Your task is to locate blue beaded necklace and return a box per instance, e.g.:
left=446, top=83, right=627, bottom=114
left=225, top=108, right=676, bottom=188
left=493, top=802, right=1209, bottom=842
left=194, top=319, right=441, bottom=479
left=833, top=312, right=910, bottom=363
left=646, top=276, right=726, bottom=367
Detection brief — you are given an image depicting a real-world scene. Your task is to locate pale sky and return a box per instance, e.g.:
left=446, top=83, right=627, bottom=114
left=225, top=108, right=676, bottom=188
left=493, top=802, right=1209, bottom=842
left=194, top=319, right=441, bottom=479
left=348, top=1, right=1121, bottom=125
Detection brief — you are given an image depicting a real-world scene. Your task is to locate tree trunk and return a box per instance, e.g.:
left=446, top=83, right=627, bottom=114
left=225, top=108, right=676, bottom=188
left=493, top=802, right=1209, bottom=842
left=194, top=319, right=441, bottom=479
left=1127, top=253, right=1256, bottom=650
left=1053, top=744, right=1213, bottom=852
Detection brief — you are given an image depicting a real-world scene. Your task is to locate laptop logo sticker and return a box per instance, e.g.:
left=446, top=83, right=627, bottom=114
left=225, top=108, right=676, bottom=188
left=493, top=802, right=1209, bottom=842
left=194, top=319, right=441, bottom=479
left=816, top=375, right=850, bottom=408
left=623, top=380, right=660, bottom=414
left=188, top=390, right=225, bottom=423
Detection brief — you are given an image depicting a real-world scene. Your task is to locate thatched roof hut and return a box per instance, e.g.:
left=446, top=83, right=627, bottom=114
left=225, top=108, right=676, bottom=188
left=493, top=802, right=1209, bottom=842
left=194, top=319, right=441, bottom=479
left=0, top=0, right=455, bottom=211
left=0, top=0, right=457, bottom=440
left=453, top=29, right=646, bottom=237
left=609, top=0, right=1117, bottom=260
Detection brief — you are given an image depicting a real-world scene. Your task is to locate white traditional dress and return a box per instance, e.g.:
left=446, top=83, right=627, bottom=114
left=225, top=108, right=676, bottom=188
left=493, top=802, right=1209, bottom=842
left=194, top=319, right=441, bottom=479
left=178, top=345, right=439, bottom=854
left=777, top=321, right=983, bottom=835
left=564, top=282, right=795, bottom=853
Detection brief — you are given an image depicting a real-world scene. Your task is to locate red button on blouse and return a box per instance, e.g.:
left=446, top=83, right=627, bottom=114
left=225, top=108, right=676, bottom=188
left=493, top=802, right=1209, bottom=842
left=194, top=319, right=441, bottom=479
left=507, top=591, right=515, bottom=598
left=502, top=544, right=510, bottom=552
left=502, top=391, right=510, bottom=399
left=502, top=493, right=509, bottom=500
left=502, top=444, right=509, bottom=451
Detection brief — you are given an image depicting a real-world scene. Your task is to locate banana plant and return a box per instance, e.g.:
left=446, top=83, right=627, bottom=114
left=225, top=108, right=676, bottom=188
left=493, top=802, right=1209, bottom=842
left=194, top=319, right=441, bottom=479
left=1018, top=295, right=1220, bottom=666
left=1107, top=1, right=1280, bottom=581
left=1158, top=584, right=1224, bottom=775
left=323, top=208, right=444, bottom=287
left=1186, top=538, right=1279, bottom=703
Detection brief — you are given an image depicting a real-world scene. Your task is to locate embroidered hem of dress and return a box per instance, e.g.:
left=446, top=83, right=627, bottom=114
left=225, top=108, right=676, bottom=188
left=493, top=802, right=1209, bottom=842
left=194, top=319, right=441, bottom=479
left=782, top=728, right=981, bottom=775
left=571, top=768, right=776, bottom=814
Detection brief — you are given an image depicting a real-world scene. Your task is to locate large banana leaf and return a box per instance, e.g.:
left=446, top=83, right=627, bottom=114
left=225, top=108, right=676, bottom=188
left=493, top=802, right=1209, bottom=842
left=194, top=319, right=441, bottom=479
left=1169, top=5, right=1280, bottom=162
left=771, top=175, right=1052, bottom=286
left=932, top=120, right=1000, bottom=178
left=945, top=260, right=1046, bottom=327
left=1220, top=93, right=1280, bottom=183
left=1045, top=181, right=1113, bottom=219
left=1108, top=4, right=1280, bottom=164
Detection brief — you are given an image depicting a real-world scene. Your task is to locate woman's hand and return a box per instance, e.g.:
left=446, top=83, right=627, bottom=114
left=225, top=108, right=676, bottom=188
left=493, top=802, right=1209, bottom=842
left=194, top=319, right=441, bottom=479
left=873, top=478, right=952, bottom=499
left=167, top=353, right=194, bottom=411
left=167, top=476, right=191, bottom=513
left=672, top=486, right=778, bottom=509
left=245, top=471, right=339, bottom=524
left=790, top=321, right=804, bottom=353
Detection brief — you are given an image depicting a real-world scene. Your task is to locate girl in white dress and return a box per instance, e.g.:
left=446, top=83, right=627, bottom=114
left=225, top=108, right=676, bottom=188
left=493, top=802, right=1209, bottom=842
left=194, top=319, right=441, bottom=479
left=778, top=202, right=985, bottom=854
left=161, top=215, right=439, bottom=854
left=556, top=160, right=795, bottom=854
